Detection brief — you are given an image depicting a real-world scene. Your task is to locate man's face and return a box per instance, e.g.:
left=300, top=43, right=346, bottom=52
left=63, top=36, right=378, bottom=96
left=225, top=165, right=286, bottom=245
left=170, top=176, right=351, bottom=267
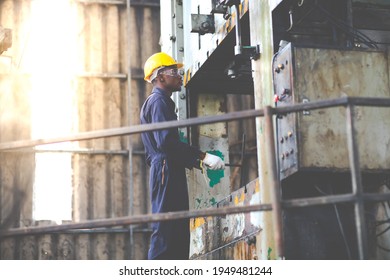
left=159, top=66, right=183, bottom=92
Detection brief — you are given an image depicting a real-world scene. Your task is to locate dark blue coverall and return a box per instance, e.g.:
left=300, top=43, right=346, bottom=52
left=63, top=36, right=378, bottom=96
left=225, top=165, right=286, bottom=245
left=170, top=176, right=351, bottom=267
left=140, top=87, right=201, bottom=260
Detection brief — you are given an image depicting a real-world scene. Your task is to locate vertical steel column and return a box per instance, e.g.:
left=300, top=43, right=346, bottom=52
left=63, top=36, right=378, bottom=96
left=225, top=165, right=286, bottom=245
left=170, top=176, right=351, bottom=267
left=249, top=0, right=276, bottom=259
left=126, top=0, right=135, bottom=260
left=264, top=106, right=284, bottom=259
left=345, top=103, right=368, bottom=259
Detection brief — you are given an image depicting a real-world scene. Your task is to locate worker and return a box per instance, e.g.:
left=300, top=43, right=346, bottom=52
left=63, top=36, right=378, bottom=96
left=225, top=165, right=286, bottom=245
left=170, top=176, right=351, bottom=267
left=140, top=52, right=225, bottom=260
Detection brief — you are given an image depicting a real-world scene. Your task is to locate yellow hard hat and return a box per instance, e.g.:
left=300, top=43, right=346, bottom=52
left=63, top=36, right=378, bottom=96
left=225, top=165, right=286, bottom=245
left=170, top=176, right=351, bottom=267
left=144, top=52, right=184, bottom=83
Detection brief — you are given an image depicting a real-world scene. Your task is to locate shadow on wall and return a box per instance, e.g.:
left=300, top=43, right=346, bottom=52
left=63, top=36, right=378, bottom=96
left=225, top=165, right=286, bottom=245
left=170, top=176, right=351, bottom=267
left=0, top=188, right=26, bottom=231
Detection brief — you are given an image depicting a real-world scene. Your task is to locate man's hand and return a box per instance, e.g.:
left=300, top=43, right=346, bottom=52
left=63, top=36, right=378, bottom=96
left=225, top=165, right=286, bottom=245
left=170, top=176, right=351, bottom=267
left=203, top=153, right=225, bottom=170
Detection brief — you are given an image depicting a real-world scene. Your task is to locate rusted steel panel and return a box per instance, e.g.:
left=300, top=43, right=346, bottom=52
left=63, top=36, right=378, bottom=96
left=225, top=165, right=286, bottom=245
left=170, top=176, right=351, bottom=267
left=190, top=178, right=262, bottom=259
left=274, top=45, right=390, bottom=176
left=297, top=48, right=390, bottom=170
left=183, top=0, right=249, bottom=86
left=188, top=94, right=231, bottom=210
left=196, top=233, right=260, bottom=260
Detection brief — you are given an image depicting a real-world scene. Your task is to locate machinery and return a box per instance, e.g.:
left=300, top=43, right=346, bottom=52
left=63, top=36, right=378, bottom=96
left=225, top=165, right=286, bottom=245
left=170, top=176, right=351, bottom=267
left=160, top=0, right=390, bottom=259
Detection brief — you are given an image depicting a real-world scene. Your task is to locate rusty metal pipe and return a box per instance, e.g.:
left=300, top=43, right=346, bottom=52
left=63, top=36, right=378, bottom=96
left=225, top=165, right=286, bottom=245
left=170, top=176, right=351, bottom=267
left=0, top=203, right=272, bottom=237
left=264, top=106, right=284, bottom=259
left=1, top=97, right=389, bottom=151
left=283, top=192, right=390, bottom=208
left=345, top=104, right=368, bottom=260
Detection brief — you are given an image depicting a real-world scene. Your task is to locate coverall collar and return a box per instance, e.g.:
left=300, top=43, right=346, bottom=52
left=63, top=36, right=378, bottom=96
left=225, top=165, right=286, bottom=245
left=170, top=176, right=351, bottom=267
left=152, top=86, right=173, bottom=98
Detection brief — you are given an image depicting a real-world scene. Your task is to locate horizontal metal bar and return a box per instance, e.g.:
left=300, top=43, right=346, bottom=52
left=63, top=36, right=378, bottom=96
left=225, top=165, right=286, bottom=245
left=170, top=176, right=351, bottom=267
left=3, top=191, right=389, bottom=237
left=75, top=0, right=127, bottom=5
left=274, top=96, right=390, bottom=115
left=0, top=108, right=265, bottom=151
left=76, top=72, right=127, bottom=79
left=0, top=149, right=257, bottom=157
left=74, top=0, right=160, bottom=7
left=283, top=192, right=390, bottom=208
left=0, top=204, right=272, bottom=237
left=363, top=192, right=390, bottom=202
left=0, top=148, right=129, bottom=155
left=61, top=227, right=152, bottom=234
left=225, top=163, right=242, bottom=167
left=1, top=97, right=389, bottom=151
left=275, top=96, right=348, bottom=115
left=348, top=97, right=390, bottom=107
left=283, top=193, right=357, bottom=208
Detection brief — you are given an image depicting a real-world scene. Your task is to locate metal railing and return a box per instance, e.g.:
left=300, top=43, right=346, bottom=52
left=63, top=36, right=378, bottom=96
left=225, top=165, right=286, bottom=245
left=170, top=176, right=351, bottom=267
left=1, top=96, right=390, bottom=260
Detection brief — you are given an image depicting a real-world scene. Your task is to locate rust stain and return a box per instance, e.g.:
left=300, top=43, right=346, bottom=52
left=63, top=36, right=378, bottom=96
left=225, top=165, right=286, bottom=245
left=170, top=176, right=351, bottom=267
left=255, top=180, right=260, bottom=193
left=190, top=217, right=206, bottom=231
left=234, top=193, right=246, bottom=205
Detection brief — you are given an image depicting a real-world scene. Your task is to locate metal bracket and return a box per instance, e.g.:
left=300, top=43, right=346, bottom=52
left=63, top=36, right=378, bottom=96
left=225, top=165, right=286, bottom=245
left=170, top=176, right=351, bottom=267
left=191, top=14, right=215, bottom=35
left=242, top=44, right=261, bottom=60
left=217, top=0, right=241, bottom=7
left=211, top=0, right=228, bottom=14
left=224, top=45, right=260, bottom=79
left=302, top=98, right=310, bottom=115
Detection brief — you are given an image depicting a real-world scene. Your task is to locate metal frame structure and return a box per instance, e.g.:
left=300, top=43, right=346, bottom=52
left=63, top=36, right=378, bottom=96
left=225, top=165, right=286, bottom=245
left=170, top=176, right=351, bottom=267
left=1, top=96, right=390, bottom=260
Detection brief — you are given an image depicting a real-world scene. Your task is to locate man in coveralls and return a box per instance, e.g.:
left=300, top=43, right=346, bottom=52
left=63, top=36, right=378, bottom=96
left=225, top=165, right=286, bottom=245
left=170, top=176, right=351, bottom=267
left=140, top=52, right=225, bottom=260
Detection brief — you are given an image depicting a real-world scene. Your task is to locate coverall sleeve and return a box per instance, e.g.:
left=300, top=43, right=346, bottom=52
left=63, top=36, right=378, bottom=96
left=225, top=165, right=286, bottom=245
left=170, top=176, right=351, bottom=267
left=150, top=97, right=200, bottom=168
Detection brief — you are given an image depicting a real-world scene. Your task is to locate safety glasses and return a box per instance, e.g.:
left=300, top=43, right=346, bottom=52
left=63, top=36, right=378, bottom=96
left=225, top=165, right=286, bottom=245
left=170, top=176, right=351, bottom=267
left=159, top=68, right=182, bottom=77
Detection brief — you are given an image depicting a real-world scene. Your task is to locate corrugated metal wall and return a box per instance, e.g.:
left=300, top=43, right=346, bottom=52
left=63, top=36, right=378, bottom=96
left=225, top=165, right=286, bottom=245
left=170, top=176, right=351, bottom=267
left=0, top=0, right=258, bottom=260
left=0, top=0, right=160, bottom=260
